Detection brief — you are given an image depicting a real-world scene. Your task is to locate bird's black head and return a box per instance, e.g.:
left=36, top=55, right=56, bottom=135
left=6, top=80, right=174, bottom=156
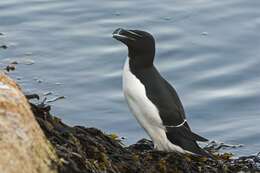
left=113, top=28, right=155, bottom=69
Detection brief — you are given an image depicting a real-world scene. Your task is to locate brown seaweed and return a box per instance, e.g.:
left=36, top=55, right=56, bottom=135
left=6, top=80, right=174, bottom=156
left=28, top=99, right=260, bottom=173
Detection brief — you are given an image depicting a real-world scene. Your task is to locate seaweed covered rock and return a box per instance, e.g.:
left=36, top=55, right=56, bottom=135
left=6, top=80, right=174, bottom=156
left=0, top=72, right=58, bottom=173
left=30, top=99, right=260, bottom=173
left=1, top=71, right=259, bottom=173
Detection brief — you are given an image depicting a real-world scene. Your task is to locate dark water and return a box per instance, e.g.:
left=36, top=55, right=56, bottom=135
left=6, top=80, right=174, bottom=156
left=0, top=0, right=260, bottom=156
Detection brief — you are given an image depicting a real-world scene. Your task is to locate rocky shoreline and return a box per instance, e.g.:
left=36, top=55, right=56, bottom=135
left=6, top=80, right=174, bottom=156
left=29, top=96, right=260, bottom=173
left=0, top=70, right=260, bottom=172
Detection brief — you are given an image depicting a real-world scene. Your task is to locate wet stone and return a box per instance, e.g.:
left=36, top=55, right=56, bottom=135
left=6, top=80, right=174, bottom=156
left=4, top=64, right=16, bottom=72
left=0, top=45, right=8, bottom=49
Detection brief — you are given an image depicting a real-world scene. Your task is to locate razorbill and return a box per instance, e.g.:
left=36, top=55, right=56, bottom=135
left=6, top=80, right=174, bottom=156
left=112, top=28, right=210, bottom=156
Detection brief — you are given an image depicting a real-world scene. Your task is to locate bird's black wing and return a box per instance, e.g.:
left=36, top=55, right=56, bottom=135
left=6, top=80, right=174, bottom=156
left=159, top=77, right=209, bottom=156
left=161, top=78, right=186, bottom=120
left=132, top=66, right=208, bottom=142
left=160, top=78, right=208, bottom=141
left=131, top=66, right=209, bottom=155
left=141, top=67, right=186, bottom=127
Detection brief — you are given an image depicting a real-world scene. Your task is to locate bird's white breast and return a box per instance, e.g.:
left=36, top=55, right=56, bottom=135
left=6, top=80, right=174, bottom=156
left=123, top=58, right=162, bottom=129
left=122, top=58, right=184, bottom=152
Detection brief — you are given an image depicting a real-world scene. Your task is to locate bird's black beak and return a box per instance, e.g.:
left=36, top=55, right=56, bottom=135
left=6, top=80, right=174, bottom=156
left=112, top=28, right=142, bottom=44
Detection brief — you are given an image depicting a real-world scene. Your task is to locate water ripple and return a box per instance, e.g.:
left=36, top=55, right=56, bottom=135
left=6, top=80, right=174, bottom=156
left=0, top=0, right=259, bottom=155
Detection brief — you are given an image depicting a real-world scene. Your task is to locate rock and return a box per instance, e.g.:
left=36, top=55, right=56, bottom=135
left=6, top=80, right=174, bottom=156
left=0, top=72, right=58, bottom=173
left=30, top=98, right=260, bottom=173
left=1, top=72, right=260, bottom=173
left=4, top=64, right=16, bottom=72
left=0, top=45, right=8, bottom=49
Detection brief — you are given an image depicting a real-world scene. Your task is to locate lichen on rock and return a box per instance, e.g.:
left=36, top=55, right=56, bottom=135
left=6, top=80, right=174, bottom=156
left=0, top=72, right=58, bottom=173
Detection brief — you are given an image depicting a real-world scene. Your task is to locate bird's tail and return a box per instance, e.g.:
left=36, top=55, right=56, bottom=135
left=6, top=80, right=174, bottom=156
left=166, top=124, right=211, bottom=157
left=189, top=142, right=212, bottom=158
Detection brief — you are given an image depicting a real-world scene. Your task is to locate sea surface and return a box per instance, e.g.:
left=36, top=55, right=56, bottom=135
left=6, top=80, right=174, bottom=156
left=0, top=0, right=259, bottom=156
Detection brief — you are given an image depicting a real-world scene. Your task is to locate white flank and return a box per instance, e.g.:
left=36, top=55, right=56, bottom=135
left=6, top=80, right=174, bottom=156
left=122, top=58, right=185, bottom=153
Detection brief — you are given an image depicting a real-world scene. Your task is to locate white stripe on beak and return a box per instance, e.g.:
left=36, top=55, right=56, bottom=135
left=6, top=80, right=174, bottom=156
left=127, top=30, right=143, bottom=38
left=113, top=33, right=136, bottom=41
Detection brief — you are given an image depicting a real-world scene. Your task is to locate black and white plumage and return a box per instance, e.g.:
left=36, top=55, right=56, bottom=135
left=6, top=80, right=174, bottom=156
left=112, top=28, right=210, bottom=156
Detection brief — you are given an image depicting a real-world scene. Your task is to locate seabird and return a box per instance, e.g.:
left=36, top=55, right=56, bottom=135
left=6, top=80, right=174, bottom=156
left=112, top=28, right=210, bottom=156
